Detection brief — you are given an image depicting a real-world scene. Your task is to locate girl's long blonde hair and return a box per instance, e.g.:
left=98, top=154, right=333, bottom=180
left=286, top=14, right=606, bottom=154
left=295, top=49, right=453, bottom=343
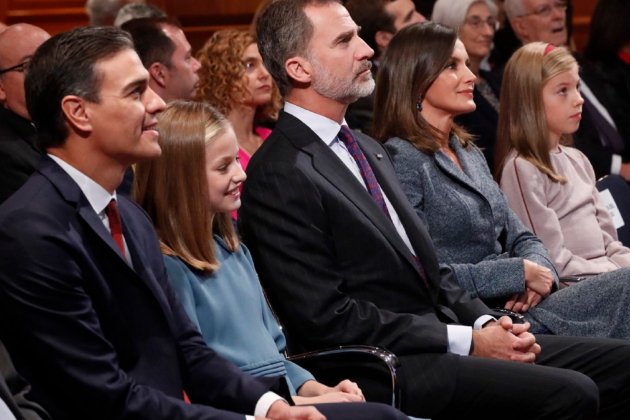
left=134, top=101, right=239, bottom=273
left=495, top=42, right=576, bottom=183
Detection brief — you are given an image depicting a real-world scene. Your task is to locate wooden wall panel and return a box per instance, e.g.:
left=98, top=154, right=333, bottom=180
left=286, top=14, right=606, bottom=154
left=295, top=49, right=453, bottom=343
left=164, top=0, right=262, bottom=52
left=0, top=0, right=87, bottom=34
left=571, top=0, right=597, bottom=53
left=0, top=0, right=597, bottom=53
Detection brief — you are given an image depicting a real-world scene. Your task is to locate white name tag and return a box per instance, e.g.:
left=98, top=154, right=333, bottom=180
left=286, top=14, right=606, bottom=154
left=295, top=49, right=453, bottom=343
left=599, top=189, right=625, bottom=229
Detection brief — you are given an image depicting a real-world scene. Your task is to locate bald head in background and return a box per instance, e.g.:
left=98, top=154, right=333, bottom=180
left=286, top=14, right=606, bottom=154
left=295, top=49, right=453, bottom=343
left=0, top=23, right=50, bottom=119
left=0, top=23, right=50, bottom=203
left=0, top=22, right=7, bottom=33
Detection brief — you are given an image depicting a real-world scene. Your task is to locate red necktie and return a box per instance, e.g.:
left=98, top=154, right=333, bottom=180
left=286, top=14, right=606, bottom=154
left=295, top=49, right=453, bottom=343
left=105, top=199, right=126, bottom=257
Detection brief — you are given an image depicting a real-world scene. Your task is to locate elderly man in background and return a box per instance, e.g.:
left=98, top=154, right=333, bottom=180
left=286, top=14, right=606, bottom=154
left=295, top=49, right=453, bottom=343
left=0, top=23, right=50, bottom=203
left=505, top=0, right=630, bottom=180
left=503, top=0, right=567, bottom=46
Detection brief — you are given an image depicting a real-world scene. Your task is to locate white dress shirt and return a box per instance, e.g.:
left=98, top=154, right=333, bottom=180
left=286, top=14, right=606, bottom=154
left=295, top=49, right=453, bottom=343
left=0, top=398, right=16, bottom=420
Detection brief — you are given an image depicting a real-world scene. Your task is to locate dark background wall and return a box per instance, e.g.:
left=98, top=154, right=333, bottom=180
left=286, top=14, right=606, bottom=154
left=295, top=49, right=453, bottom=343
left=0, top=0, right=598, bottom=54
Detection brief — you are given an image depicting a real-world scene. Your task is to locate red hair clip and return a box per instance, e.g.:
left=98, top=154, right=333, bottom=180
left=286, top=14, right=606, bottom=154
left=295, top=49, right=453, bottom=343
left=544, top=43, right=555, bottom=56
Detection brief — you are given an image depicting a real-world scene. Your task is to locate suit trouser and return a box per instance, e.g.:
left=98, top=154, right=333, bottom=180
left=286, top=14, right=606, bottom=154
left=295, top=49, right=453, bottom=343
left=397, top=335, right=630, bottom=420
left=313, top=401, right=408, bottom=419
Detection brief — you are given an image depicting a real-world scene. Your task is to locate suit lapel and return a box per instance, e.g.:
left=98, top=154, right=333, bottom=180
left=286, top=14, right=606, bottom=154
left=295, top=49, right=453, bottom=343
left=118, top=199, right=174, bottom=318
left=39, top=158, right=172, bottom=316
left=435, top=139, right=488, bottom=201
left=278, top=113, right=428, bottom=283
left=360, top=135, right=442, bottom=292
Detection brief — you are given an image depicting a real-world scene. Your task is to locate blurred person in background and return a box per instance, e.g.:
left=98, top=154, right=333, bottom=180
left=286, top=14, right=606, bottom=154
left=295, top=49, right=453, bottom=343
left=195, top=29, right=281, bottom=172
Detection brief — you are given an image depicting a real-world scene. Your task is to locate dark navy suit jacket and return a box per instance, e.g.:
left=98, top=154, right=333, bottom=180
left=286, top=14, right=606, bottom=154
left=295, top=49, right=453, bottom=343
left=0, top=157, right=275, bottom=420
left=239, top=111, right=491, bottom=356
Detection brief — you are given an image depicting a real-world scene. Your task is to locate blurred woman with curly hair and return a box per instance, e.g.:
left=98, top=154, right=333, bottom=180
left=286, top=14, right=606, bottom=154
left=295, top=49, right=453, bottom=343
left=195, top=29, right=282, bottom=171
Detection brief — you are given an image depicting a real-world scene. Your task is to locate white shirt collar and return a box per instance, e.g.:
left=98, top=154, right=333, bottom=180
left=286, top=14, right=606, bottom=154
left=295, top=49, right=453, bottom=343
left=48, top=154, right=117, bottom=215
left=283, top=102, right=349, bottom=146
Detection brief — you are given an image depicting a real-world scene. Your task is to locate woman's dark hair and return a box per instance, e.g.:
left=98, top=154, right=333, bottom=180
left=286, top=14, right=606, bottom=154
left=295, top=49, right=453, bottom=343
left=373, top=21, right=471, bottom=152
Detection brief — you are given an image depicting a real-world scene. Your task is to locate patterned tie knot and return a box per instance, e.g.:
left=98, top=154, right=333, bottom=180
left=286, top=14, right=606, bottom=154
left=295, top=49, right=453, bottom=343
left=337, top=126, right=390, bottom=219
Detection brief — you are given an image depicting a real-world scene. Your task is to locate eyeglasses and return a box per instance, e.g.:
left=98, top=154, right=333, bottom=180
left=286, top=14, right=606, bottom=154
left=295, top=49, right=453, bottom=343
left=463, top=16, right=499, bottom=31
left=0, top=60, right=29, bottom=76
left=517, top=1, right=567, bottom=18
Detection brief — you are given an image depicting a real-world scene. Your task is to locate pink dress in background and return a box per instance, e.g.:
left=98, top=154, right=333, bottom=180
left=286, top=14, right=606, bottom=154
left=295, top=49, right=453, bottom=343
left=233, top=126, right=272, bottom=220
left=238, top=126, right=272, bottom=172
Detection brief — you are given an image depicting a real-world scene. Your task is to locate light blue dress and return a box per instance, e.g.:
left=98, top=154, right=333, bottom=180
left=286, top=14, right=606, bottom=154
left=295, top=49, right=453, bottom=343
left=164, top=236, right=314, bottom=395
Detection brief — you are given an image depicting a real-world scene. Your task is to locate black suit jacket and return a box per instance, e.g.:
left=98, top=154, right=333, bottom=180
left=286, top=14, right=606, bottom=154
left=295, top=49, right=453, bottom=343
left=0, top=107, right=41, bottom=204
left=0, top=157, right=276, bottom=420
left=572, top=56, right=630, bottom=179
left=0, top=339, right=48, bottom=420
left=239, top=111, right=490, bottom=356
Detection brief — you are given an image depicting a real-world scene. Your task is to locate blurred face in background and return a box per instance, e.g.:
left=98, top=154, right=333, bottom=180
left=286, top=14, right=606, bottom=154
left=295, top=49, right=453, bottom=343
left=0, top=24, right=50, bottom=119
left=241, top=43, right=273, bottom=108
left=385, top=0, right=426, bottom=32
left=459, top=1, right=497, bottom=63
left=511, top=0, right=568, bottom=46
left=160, top=24, right=201, bottom=101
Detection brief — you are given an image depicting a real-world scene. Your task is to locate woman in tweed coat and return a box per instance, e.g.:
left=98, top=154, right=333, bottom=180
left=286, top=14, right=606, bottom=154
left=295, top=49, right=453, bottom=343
left=373, top=22, right=630, bottom=337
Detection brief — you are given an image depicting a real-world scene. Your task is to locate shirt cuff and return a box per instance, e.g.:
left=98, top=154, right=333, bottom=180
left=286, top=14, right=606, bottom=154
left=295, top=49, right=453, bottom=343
left=474, top=315, right=496, bottom=330
left=446, top=324, right=472, bottom=355
left=447, top=315, right=496, bottom=356
left=254, top=391, right=285, bottom=418
left=611, top=154, right=622, bottom=175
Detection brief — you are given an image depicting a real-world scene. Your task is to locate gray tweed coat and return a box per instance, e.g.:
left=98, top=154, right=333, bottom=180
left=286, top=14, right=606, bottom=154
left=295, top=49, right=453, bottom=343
left=385, top=135, right=630, bottom=338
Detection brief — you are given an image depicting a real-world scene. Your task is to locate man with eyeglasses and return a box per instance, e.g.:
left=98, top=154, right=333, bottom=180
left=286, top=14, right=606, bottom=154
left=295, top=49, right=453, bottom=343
left=0, top=23, right=50, bottom=203
left=504, top=0, right=568, bottom=47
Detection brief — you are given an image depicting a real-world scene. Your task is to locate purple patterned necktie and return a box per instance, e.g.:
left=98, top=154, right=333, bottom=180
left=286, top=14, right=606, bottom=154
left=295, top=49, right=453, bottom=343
left=338, top=126, right=428, bottom=285
left=337, top=125, right=391, bottom=219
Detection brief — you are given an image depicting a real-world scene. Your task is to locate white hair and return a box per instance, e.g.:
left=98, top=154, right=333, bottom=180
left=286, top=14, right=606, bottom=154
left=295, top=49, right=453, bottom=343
left=503, top=0, right=527, bottom=21
left=86, top=0, right=145, bottom=26
left=432, top=0, right=498, bottom=31
left=114, top=3, right=166, bottom=27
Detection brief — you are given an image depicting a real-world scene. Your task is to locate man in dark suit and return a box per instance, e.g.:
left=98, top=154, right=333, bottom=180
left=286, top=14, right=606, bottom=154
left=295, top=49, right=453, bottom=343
left=0, top=25, right=327, bottom=420
left=0, top=24, right=50, bottom=203
left=240, top=1, right=630, bottom=418
left=0, top=339, right=49, bottom=420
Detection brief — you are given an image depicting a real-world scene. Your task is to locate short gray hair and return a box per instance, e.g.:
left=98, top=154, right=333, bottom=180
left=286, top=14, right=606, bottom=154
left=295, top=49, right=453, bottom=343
left=503, top=0, right=527, bottom=20
left=86, top=0, right=144, bottom=26
left=432, top=0, right=497, bottom=31
left=114, top=3, right=166, bottom=27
